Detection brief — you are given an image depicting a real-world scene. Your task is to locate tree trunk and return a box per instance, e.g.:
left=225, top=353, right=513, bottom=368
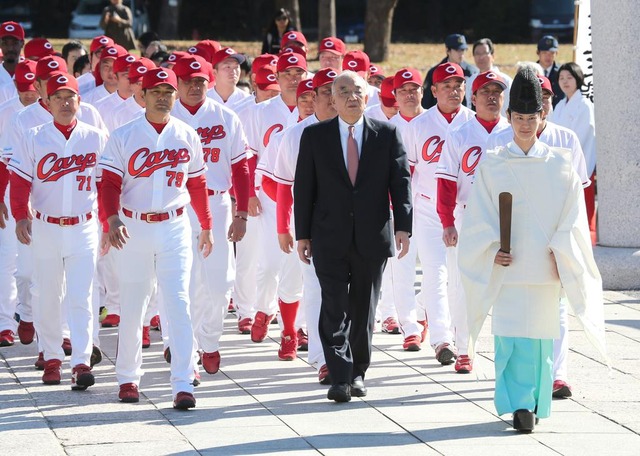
left=364, top=0, right=398, bottom=62
left=158, top=0, right=180, bottom=39
left=318, top=0, right=336, bottom=41
left=276, top=0, right=302, bottom=31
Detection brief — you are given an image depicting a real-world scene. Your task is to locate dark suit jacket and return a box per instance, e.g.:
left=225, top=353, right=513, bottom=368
left=294, top=115, right=412, bottom=260
left=539, top=60, right=565, bottom=108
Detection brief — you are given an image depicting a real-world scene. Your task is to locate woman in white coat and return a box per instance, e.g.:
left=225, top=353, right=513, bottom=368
left=551, top=62, right=597, bottom=244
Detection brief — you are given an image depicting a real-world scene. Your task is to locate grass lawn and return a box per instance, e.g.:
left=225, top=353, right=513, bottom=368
left=50, top=39, right=575, bottom=79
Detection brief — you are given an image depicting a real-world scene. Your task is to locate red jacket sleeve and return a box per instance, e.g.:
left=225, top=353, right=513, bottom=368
left=231, top=158, right=250, bottom=213
left=9, top=173, right=31, bottom=221
left=101, top=169, right=123, bottom=225
left=186, top=174, right=212, bottom=230
left=437, top=178, right=457, bottom=228
left=0, top=162, right=9, bottom=201
left=276, top=182, right=293, bottom=234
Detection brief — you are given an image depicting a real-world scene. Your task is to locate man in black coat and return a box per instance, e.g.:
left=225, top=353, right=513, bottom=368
left=422, top=33, right=478, bottom=109
left=536, top=35, right=565, bottom=107
left=294, top=71, right=412, bottom=403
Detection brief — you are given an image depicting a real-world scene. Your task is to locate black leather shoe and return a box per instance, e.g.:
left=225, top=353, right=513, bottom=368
left=350, top=378, right=367, bottom=397
left=513, top=409, right=536, bottom=433
left=327, top=383, right=351, bottom=402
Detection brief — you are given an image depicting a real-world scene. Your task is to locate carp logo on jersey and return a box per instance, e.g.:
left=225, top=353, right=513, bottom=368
left=421, top=136, right=444, bottom=164
left=461, top=146, right=482, bottom=175
left=263, top=124, right=284, bottom=147
left=36, top=152, right=97, bottom=182
left=128, top=147, right=190, bottom=178
left=196, top=125, right=226, bottom=145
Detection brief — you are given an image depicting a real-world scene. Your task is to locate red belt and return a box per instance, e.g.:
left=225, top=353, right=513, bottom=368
left=208, top=189, right=227, bottom=196
left=122, top=207, right=184, bottom=223
left=35, top=211, right=92, bottom=227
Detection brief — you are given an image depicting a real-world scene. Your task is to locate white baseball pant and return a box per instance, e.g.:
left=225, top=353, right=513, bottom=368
left=0, top=194, right=18, bottom=333
left=31, top=217, right=97, bottom=367
left=302, top=259, right=324, bottom=369
left=232, top=199, right=262, bottom=320
left=114, top=213, right=195, bottom=396
left=447, top=207, right=469, bottom=355
left=413, top=195, right=453, bottom=348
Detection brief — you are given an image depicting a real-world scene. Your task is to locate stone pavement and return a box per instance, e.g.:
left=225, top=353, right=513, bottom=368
left=1, top=290, right=639, bottom=456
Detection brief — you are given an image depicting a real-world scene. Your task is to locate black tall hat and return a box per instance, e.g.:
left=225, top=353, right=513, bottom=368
left=509, top=67, right=542, bottom=114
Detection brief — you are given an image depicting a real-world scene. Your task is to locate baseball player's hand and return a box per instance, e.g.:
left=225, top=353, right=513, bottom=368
left=395, top=231, right=410, bottom=259
left=198, top=229, right=214, bottom=258
left=279, top=232, right=294, bottom=254
left=494, top=250, right=512, bottom=267
left=99, top=232, right=111, bottom=256
left=15, top=219, right=32, bottom=245
left=248, top=196, right=262, bottom=217
left=107, top=215, right=129, bottom=250
left=0, top=202, right=8, bottom=229
left=227, top=212, right=247, bottom=242
left=442, top=226, right=458, bottom=247
left=297, top=239, right=312, bottom=264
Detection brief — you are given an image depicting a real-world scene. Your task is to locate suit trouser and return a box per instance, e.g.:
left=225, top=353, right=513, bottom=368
left=314, top=245, right=386, bottom=385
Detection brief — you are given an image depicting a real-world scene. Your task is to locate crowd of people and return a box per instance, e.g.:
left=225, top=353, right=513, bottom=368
left=0, top=14, right=604, bottom=433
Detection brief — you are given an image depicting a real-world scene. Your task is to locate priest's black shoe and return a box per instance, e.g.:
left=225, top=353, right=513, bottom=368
left=350, top=377, right=367, bottom=397
left=513, top=409, right=536, bottom=433
left=327, top=383, right=351, bottom=402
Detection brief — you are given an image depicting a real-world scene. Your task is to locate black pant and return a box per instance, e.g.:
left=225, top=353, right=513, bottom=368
left=314, top=244, right=387, bottom=385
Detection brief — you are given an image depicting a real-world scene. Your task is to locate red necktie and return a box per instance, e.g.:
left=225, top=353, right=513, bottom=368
left=347, top=125, right=359, bottom=185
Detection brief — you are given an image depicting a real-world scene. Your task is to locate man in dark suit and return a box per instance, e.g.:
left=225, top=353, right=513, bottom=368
left=294, top=71, right=412, bottom=403
left=536, top=35, right=565, bottom=107
left=421, top=33, right=479, bottom=109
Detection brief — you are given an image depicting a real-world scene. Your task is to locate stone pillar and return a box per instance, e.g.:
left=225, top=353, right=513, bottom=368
left=591, top=0, right=640, bottom=288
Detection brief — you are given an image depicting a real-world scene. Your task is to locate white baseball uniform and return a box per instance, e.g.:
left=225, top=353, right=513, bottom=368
left=81, top=84, right=111, bottom=106
left=273, top=114, right=325, bottom=368
left=109, top=96, right=144, bottom=132
left=206, top=86, right=250, bottom=112
left=172, top=97, right=249, bottom=354
left=487, top=120, right=590, bottom=383
left=252, top=96, right=301, bottom=318
left=0, top=65, right=13, bottom=86
left=92, top=91, right=130, bottom=133
left=98, top=115, right=206, bottom=396
left=404, top=104, right=474, bottom=348
left=436, top=115, right=510, bottom=354
left=364, top=103, right=392, bottom=122
left=77, top=72, right=96, bottom=96
left=8, top=121, right=107, bottom=367
left=0, top=81, right=17, bottom=105
left=366, top=84, right=380, bottom=108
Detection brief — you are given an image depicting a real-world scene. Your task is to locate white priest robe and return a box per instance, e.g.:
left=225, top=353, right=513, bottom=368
left=458, top=141, right=607, bottom=363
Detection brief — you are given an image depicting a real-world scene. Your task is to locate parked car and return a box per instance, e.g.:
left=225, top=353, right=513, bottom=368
left=69, top=0, right=148, bottom=40
left=530, top=0, right=575, bottom=42
left=0, top=0, right=32, bottom=36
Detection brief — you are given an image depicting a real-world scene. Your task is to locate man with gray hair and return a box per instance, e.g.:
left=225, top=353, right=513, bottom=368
left=294, top=71, right=412, bottom=402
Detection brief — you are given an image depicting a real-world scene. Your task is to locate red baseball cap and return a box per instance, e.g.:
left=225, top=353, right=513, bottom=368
left=142, top=67, right=178, bottom=90
left=472, top=70, right=507, bottom=94
left=277, top=52, right=307, bottom=72
left=255, top=65, right=279, bottom=91
left=537, top=75, right=554, bottom=95
left=312, top=67, right=338, bottom=89
left=296, top=78, right=314, bottom=98
left=393, top=68, right=422, bottom=90
left=432, top=62, right=464, bottom=84
left=128, top=58, right=156, bottom=83
left=195, top=40, right=221, bottom=58
left=100, top=45, right=127, bottom=62
left=212, top=47, right=246, bottom=68
left=14, top=60, right=38, bottom=92
left=369, top=65, right=384, bottom=78
left=380, top=77, right=398, bottom=108
left=166, top=51, right=188, bottom=66
left=281, top=31, right=307, bottom=48
left=90, top=35, right=114, bottom=54
left=173, top=55, right=211, bottom=82
left=24, top=38, right=54, bottom=60
left=113, top=54, right=138, bottom=74
left=252, top=54, right=278, bottom=74
left=280, top=44, right=307, bottom=59
left=46, top=72, right=79, bottom=96
left=342, top=51, right=370, bottom=76
left=0, top=22, right=24, bottom=41
left=319, top=37, right=346, bottom=56
left=36, top=56, right=68, bottom=80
